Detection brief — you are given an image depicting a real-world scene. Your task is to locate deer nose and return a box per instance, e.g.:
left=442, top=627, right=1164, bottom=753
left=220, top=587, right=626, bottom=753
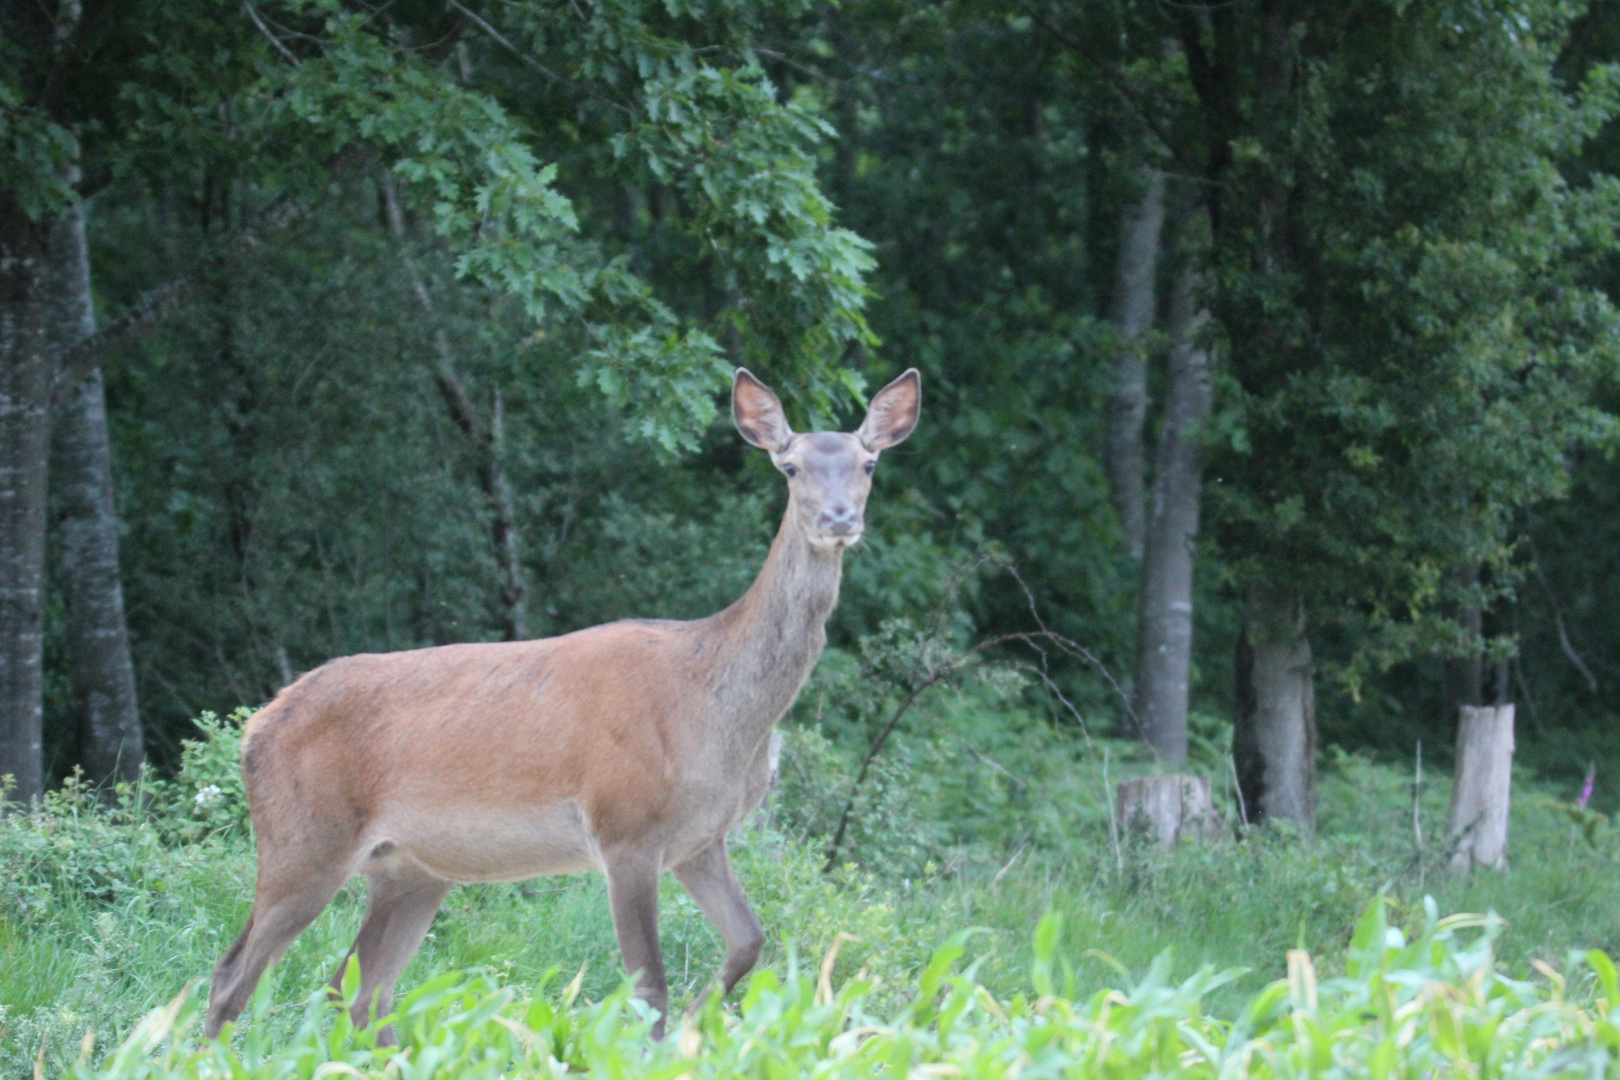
left=817, top=502, right=861, bottom=535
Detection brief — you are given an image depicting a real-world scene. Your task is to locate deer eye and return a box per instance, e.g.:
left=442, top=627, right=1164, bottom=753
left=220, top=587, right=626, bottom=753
left=864, top=460, right=876, bottom=475
left=783, top=462, right=797, bottom=477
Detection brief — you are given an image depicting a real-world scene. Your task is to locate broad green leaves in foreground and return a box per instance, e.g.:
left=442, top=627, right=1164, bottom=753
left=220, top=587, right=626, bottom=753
left=70, top=899, right=1619, bottom=1080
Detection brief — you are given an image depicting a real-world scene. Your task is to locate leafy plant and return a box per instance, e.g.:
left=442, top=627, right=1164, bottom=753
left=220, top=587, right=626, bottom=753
left=166, top=709, right=254, bottom=844
left=57, top=898, right=1620, bottom=1080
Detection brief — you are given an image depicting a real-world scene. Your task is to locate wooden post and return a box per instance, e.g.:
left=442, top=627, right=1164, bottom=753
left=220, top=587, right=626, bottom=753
left=1446, top=704, right=1514, bottom=870
left=1115, top=774, right=1218, bottom=847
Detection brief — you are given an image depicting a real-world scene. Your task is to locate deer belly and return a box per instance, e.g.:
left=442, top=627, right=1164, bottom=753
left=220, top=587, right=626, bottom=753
left=376, top=799, right=598, bottom=882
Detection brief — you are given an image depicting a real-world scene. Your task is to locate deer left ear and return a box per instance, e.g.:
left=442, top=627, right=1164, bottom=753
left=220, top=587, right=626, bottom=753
left=856, top=368, right=921, bottom=451
left=733, top=368, right=795, bottom=452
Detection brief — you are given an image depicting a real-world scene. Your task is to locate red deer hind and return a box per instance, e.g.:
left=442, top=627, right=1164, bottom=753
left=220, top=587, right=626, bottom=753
left=204, top=367, right=921, bottom=1041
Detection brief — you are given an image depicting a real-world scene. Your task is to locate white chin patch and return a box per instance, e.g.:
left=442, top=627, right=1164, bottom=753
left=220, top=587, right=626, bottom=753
left=811, top=532, right=862, bottom=549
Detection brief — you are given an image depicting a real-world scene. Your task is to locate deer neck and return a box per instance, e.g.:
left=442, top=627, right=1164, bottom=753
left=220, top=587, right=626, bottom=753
left=708, top=506, right=843, bottom=742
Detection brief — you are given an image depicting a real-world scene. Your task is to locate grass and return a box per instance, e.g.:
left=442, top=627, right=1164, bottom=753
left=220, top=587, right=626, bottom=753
left=34, top=897, right=1620, bottom=1079
left=1, top=707, right=1618, bottom=1078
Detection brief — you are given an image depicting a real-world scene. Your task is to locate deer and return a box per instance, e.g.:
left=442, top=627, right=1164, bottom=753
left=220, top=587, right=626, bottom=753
left=203, top=366, right=921, bottom=1042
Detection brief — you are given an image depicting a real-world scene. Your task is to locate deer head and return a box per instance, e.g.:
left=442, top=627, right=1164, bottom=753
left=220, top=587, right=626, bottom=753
left=732, top=367, right=921, bottom=550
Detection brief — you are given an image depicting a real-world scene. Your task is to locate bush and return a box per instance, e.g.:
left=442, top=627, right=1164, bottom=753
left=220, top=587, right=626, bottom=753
left=164, top=709, right=254, bottom=844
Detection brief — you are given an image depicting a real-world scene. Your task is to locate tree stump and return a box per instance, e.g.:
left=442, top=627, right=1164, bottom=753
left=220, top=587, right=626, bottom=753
left=1446, top=704, right=1515, bottom=871
left=1116, top=774, right=1218, bottom=846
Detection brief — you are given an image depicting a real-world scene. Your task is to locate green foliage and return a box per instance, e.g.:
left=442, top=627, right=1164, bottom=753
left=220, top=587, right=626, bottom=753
left=0, top=710, right=250, bottom=923
left=41, top=899, right=1620, bottom=1080
left=14, top=0, right=875, bottom=468
left=1175, top=0, right=1620, bottom=675
left=810, top=2, right=1138, bottom=690
left=628, top=55, right=876, bottom=374
left=775, top=597, right=1106, bottom=877
left=240, top=0, right=875, bottom=454
left=11, top=0, right=1620, bottom=817
left=0, top=774, right=169, bottom=922
left=0, top=85, right=76, bottom=220
left=168, top=710, right=253, bottom=843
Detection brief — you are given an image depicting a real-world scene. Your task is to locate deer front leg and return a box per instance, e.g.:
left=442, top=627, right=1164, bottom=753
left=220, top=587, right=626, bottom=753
left=604, top=848, right=669, bottom=1037
left=674, top=838, right=763, bottom=1013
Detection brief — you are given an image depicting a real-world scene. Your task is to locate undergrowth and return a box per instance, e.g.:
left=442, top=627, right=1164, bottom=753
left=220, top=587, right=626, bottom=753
left=2, top=698, right=1618, bottom=1078
left=44, top=900, right=1620, bottom=1079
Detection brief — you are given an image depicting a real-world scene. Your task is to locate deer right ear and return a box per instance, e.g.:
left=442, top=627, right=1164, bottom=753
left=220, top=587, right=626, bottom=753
left=856, top=368, right=921, bottom=451
left=733, top=369, right=795, bottom=451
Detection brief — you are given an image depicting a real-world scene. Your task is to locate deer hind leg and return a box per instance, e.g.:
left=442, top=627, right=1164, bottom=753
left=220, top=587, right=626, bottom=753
left=673, top=839, right=763, bottom=1012
left=604, top=847, right=669, bottom=1038
left=328, top=863, right=451, bottom=1044
left=205, top=860, right=352, bottom=1038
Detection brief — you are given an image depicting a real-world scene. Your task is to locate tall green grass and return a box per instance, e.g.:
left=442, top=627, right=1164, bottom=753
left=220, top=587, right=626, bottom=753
left=51, top=900, right=1620, bottom=1079
left=3, top=707, right=1617, bottom=1077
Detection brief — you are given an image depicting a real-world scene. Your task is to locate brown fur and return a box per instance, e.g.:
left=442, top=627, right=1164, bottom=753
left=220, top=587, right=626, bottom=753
left=204, top=367, right=921, bottom=1041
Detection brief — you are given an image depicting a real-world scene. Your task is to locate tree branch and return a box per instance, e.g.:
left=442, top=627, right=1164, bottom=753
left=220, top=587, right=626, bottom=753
left=820, top=559, right=1126, bottom=871
left=244, top=1, right=302, bottom=66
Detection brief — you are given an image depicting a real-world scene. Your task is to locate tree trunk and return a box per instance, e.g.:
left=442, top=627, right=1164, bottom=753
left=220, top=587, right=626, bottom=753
left=1104, top=166, right=1165, bottom=560
left=1131, top=239, right=1212, bottom=765
left=1446, top=704, right=1513, bottom=871
left=1116, top=774, right=1218, bottom=846
left=0, top=214, right=56, bottom=807
left=380, top=175, right=528, bottom=641
left=1233, top=588, right=1316, bottom=834
left=49, top=199, right=143, bottom=787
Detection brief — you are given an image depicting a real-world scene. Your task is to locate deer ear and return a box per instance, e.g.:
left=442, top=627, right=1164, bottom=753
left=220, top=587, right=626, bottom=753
left=856, top=368, right=921, bottom=451
left=733, top=368, right=794, bottom=451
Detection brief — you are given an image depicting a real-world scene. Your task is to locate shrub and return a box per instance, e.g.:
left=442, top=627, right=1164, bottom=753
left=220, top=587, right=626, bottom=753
left=163, top=709, right=254, bottom=844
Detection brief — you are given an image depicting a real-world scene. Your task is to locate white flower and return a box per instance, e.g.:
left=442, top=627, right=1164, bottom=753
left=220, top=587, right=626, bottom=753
left=194, top=784, right=223, bottom=808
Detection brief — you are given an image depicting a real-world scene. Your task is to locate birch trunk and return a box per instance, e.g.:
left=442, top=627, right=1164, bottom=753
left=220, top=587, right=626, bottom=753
left=1447, top=704, right=1514, bottom=871
left=1131, top=248, right=1211, bottom=765
left=0, top=213, right=55, bottom=807
left=49, top=199, right=143, bottom=786
left=1233, top=588, right=1317, bottom=833
left=1105, top=167, right=1165, bottom=560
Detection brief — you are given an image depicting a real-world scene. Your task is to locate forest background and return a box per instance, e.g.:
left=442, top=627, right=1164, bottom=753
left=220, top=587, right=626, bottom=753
left=10, top=0, right=1620, bottom=1074
left=7, top=0, right=1620, bottom=824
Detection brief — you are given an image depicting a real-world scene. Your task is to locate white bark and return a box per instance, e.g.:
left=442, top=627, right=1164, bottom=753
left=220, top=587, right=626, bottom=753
left=49, top=198, right=143, bottom=787
left=0, top=217, right=54, bottom=807
left=1131, top=238, right=1211, bottom=765
left=1446, top=704, right=1514, bottom=871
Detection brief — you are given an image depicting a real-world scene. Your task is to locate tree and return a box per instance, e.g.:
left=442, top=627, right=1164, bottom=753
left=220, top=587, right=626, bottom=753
left=1169, top=0, right=1620, bottom=829
left=1131, top=190, right=1213, bottom=766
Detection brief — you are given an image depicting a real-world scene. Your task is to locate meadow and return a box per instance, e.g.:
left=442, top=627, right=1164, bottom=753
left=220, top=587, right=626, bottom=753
left=3, top=695, right=1618, bottom=1078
